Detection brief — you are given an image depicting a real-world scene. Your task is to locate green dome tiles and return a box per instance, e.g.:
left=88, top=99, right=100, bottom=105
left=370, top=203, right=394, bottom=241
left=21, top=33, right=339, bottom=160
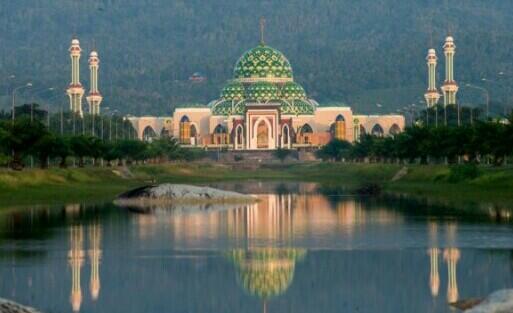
left=221, top=81, right=245, bottom=101
left=281, top=82, right=306, bottom=100
left=281, top=99, right=315, bottom=115
left=246, top=81, right=280, bottom=102
left=234, top=45, right=293, bottom=83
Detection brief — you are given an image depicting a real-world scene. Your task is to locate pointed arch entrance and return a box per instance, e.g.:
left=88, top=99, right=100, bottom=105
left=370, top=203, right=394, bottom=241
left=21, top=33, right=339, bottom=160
left=256, top=119, right=270, bottom=149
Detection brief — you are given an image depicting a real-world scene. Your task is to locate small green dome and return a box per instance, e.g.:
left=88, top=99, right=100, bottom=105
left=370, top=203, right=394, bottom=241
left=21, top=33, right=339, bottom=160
left=246, top=81, right=280, bottom=102
left=234, top=45, right=293, bottom=83
left=281, top=82, right=307, bottom=100
left=281, top=99, right=315, bottom=115
left=221, top=81, right=245, bottom=101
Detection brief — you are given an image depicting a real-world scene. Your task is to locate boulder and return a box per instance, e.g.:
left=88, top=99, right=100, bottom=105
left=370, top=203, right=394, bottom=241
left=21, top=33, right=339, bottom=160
left=0, top=299, right=42, bottom=313
left=115, top=184, right=257, bottom=213
left=462, top=289, right=513, bottom=313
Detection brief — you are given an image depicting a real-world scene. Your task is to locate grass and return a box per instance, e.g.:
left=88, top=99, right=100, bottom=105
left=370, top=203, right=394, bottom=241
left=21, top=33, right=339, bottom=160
left=1, top=162, right=513, bottom=208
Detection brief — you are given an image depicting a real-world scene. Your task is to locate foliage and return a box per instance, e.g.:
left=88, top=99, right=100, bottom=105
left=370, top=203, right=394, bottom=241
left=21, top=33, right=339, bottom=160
left=316, top=140, right=351, bottom=161
left=446, top=164, right=481, bottom=183
left=273, top=148, right=292, bottom=163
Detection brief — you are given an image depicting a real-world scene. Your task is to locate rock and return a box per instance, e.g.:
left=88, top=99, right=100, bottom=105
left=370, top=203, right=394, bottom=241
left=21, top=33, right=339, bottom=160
left=0, top=299, right=42, bottom=313
left=115, top=184, right=258, bottom=212
left=463, top=289, right=513, bottom=313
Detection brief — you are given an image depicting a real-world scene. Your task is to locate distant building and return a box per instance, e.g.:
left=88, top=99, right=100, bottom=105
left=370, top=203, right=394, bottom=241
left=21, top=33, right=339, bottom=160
left=189, top=72, right=207, bottom=83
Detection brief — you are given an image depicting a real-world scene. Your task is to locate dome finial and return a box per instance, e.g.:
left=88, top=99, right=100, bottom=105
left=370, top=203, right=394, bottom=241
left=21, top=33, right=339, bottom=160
left=260, top=16, right=266, bottom=45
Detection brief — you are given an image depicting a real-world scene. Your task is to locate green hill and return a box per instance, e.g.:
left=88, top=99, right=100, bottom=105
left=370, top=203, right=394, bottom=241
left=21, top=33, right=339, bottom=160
left=0, top=0, right=512, bottom=116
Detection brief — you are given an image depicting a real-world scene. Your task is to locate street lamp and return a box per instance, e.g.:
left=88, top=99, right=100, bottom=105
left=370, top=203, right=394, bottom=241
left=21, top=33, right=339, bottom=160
left=465, top=83, right=490, bottom=118
left=12, top=82, right=33, bottom=122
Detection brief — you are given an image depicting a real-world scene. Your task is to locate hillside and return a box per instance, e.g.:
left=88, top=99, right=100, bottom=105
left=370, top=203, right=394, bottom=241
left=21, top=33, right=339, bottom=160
left=1, top=0, right=512, bottom=116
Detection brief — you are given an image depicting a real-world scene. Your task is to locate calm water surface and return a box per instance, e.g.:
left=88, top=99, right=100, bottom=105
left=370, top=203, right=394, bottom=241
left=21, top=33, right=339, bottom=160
left=0, top=182, right=512, bottom=313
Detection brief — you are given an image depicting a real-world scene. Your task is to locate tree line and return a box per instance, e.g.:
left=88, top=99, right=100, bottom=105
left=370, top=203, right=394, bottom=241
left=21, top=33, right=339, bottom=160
left=317, top=117, right=513, bottom=166
left=0, top=116, right=205, bottom=170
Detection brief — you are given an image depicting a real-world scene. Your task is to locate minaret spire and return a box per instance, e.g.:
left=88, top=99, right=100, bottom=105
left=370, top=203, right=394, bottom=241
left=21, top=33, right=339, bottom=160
left=424, top=48, right=440, bottom=108
left=67, top=37, right=85, bottom=116
left=441, top=35, right=459, bottom=106
left=260, top=17, right=266, bottom=45
left=86, top=47, right=103, bottom=115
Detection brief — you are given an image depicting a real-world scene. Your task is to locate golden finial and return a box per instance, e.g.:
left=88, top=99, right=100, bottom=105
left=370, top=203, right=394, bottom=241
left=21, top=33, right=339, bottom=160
left=260, top=17, right=266, bottom=45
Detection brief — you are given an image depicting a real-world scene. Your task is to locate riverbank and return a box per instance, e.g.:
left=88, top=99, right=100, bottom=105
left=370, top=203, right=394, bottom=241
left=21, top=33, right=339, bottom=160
left=1, top=162, right=513, bottom=207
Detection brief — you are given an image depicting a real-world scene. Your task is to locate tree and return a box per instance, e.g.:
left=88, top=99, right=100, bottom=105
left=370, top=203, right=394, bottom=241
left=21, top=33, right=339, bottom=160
left=0, top=118, right=48, bottom=170
left=316, top=139, right=352, bottom=162
left=274, top=148, right=292, bottom=163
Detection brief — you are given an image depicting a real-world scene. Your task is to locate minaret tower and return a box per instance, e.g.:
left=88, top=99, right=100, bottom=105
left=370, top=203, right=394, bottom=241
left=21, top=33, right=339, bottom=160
left=67, top=38, right=85, bottom=116
left=424, top=49, right=441, bottom=108
left=68, top=226, right=84, bottom=312
left=441, top=36, right=459, bottom=106
left=89, top=224, right=102, bottom=301
left=86, top=50, right=103, bottom=115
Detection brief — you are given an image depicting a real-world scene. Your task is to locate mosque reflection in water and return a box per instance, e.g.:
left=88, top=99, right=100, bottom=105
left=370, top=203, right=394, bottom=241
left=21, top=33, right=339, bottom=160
left=1, top=183, right=483, bottom=313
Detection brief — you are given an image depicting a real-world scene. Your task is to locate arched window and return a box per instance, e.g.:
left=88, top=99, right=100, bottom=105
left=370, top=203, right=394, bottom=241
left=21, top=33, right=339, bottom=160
left=190, top=124, right=198, bottom=145
left=143, top=126, right=157, bottom=142
left=282, top=124, right=290, bottom=146
left=213, top=124, right=228, bottom=145
left=235, top=124, right=244, bottom=148
left=389, top=124, right=401, bottom=136
left=179, top=115, right=191, bottom=144
left=333, top=114, right=346, bottom=140
left=359, top=125, right=367, bottom=140
left=371, top=124, right=384, bottom=137
left=299, top=124, right=313, bottom=144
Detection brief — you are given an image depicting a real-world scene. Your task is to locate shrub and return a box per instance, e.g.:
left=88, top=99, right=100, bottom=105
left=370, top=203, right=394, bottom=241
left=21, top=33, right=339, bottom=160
left=447, top=164, right=480, bottom=182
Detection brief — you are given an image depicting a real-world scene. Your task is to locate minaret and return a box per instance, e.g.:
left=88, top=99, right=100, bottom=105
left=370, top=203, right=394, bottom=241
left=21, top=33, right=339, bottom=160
left=86, top=50, right=103, bottom=115
left=441, top=36, right=459, bottom=106
left=67, top=38, right=85, bottom=116
left=427, top=222, right=440, bottom=297
left=444, top=248, right=460, bottom=304
left=68, top=226, right=84, bottom=312
left=424, top=49, right=441, bottom=108
left=89, top=224, right=102, bottom=301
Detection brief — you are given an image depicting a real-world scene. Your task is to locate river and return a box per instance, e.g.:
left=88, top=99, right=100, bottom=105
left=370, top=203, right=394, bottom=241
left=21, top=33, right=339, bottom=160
left=0, top=181, right=512, bottom=312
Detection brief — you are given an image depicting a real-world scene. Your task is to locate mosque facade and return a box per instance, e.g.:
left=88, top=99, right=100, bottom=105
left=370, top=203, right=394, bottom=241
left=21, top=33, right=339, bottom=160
left=130, top=40, right=404, bottom=149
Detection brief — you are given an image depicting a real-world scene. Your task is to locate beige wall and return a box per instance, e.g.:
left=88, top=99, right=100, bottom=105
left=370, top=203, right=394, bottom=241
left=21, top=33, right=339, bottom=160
left=128, top=116, right=172, bottom=140
left=354, top=114, right=405, bottom=137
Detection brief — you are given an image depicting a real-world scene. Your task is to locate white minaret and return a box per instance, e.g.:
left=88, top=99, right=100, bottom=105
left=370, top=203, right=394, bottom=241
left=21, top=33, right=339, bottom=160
left=86, top=50, right=103, bottom=115
left=424, top=49, right=441, bottom=108
left=67, top=38, right=85, bottom=116
left=441, top=36, right=459, bottom=106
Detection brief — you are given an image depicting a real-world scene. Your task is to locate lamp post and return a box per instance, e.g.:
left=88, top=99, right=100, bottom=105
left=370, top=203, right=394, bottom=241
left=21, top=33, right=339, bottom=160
left=12, top=82, right=33, bottom=123
left=465, top=83, right=490, bottom=118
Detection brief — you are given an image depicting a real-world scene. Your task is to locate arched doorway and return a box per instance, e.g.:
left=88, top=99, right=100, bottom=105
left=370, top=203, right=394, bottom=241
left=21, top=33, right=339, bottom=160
left=298, top=124, right=313, bottom=144
left=213, top=124, right=228, bottom=145
left=257, top=120, right=270, bottom=149
left=389, top=123, right=401, bottom=136
left=190, top=124, right=198, bottom=145
left=235, top=124, right=244, bottom=150
left=281, top=124, right=291, bottom=148
left=371, top=124, right=384, bottom=137
left=179, top=116, right=191, bottom=144
left=332, top=115, right=346, bottom=140
left=143, top=126, right=157, bottom=142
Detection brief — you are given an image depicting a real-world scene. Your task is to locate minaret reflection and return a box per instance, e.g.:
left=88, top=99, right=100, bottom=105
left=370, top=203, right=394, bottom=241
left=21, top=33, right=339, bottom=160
left=89, top=223, right=102, bottom=301
left=68, top=226, right=84, bottom=312
left=444, top=223, right=460, bottom=304
left=427, top=222, right=440, bottom=297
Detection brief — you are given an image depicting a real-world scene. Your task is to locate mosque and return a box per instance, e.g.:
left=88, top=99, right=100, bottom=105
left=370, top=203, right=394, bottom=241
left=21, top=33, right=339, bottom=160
left=128, top=23, right=404, bottom=149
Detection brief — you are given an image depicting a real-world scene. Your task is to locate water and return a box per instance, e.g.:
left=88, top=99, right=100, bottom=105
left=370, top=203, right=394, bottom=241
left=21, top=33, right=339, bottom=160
left=0, top=182, right=512, bottom=313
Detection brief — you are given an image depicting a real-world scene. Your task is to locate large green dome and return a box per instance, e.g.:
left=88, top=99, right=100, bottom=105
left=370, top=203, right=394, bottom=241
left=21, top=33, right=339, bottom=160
left=246, top=81, right=280, bottom=102
left=234, top=44, right=293, bottom=83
